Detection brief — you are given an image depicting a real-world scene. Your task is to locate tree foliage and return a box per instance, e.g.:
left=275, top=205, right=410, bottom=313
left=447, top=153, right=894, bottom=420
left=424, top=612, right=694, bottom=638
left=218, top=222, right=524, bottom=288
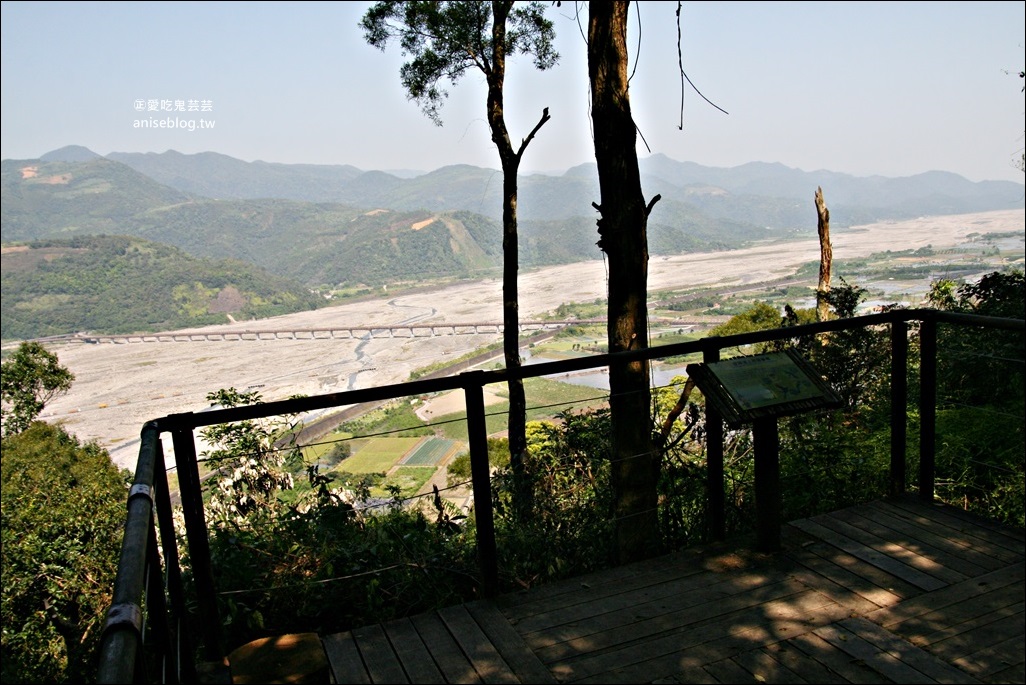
left=1, top=422, right=128, bottom=684
left=361, top=1, right=557, bottom=125
left=178, top=388, right=477, bottom=650
left=1, top=342, right=75, bottom=437
left=928, top=269, right=1025, bottom=405
left=927, top=269, right=1025, bottom=525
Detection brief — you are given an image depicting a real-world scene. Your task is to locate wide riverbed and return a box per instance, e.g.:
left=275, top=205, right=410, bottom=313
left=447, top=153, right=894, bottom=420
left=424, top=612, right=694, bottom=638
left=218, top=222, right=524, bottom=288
left=35, top=209, right=1024, bottom=468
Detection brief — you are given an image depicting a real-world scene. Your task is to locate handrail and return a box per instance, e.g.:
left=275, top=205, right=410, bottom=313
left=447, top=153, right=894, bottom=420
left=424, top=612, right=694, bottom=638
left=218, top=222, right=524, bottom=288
left=97, top=308, right=1024, bottom=683
left=97, top=424, right=160, bottom=683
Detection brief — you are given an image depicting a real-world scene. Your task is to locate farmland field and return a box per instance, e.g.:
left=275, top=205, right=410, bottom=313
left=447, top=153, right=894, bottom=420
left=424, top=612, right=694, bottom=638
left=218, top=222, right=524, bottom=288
left=337, top=436, right=425, bottom=473
left=401, top=438, right=459, bottom=466
left=381, top=466, right=436, bottom=496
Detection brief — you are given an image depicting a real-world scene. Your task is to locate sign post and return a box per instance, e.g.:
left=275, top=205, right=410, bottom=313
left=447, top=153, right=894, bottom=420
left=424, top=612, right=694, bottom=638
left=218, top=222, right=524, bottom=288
left=687, top=349, right=841, bottom=552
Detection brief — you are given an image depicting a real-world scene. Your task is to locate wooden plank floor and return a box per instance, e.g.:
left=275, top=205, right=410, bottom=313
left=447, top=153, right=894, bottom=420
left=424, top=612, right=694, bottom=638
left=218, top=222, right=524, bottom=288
left=320, top=497, right=1025, bottom=684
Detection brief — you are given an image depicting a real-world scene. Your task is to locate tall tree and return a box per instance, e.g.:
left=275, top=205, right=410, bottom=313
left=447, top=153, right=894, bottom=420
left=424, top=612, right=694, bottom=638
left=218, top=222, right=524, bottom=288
left=588, top=0, right=662, bottom=563
left=361, top=1, right=557, bottom=516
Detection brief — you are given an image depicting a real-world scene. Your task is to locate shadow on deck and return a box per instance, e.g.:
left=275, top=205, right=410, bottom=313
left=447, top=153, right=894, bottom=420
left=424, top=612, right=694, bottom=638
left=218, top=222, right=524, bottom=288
left=228, top=496, right=1024, bottom=684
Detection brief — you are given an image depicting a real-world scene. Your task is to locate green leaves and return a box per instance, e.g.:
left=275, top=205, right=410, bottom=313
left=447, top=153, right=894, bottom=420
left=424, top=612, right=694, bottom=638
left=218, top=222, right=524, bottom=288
left=361, top=1, right=557, bottom=125
left=1, top=423, right=128, bottom=684
left=1, top=342, right=74, bottom=437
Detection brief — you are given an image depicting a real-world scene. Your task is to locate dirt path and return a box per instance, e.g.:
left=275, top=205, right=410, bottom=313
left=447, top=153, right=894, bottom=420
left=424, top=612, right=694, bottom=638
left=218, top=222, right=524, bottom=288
left=37, top=209, right=1023, bottom=469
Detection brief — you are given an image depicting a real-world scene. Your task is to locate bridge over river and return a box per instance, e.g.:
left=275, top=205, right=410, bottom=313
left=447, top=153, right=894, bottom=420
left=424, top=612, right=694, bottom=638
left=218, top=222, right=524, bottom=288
left=34, top=317, right=730, bottom=346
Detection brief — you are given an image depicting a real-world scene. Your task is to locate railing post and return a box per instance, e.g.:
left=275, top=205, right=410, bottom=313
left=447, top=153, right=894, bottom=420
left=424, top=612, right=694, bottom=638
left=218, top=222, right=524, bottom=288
left=152, top=441, right=194, bottom=683
left=703, top=348, right=725, bottom=541
left=919, top=317, right=937, bottom=503
left=753, top=417, right=781, bottom=553
left=170, top=426, right=226, bottom=668
left=889, top=320, right=908, bottom=497
left=461, top=371, right=499, bottom=597
left=144, top=522, right=175, bottom=683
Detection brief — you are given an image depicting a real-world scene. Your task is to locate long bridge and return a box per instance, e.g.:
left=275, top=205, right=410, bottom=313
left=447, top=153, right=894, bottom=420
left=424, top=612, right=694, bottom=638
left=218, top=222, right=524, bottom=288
left=32, top=317, right=730, bottom=346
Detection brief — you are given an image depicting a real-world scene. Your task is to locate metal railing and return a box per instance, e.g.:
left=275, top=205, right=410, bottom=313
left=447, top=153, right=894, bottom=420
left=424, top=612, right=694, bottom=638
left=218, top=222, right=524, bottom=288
left=96, top=308, right=1024, bottom=683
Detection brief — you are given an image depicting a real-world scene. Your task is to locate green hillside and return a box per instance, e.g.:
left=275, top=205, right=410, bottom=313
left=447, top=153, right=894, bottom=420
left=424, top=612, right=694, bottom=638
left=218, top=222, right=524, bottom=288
left=0, top=158, right=193, bottom=241
left=1, top=235, right=325, bottom=340
left=1, top=156, right=785, bottom=293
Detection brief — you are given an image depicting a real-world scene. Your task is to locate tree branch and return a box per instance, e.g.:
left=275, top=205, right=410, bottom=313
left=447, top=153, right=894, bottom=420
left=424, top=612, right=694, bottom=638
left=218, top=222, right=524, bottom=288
left=645, top=193, right=662, bottom=216
left=657, top=377, right=696, bottom=447
left=516, top=107, right=552, bottom=160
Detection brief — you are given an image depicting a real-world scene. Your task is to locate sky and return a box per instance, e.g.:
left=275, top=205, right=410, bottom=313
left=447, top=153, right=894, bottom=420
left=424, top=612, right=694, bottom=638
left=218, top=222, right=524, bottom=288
left=2, top=1, right=1024, bottom=183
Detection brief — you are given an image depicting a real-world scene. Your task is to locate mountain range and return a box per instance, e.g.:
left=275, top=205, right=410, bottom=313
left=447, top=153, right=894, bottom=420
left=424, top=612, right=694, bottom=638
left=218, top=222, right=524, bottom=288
left=97, top=146, right=1025, bottom=226
left=2, top=144, right=1022, bottom=339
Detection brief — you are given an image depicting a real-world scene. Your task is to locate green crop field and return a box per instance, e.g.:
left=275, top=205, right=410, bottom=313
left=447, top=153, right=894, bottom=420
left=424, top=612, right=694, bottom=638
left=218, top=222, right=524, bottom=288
left=433, top=377, right=608, bottom=440
left=402, top=438, right=459, bottom=466
left=336, top=436, right=424, bottom=473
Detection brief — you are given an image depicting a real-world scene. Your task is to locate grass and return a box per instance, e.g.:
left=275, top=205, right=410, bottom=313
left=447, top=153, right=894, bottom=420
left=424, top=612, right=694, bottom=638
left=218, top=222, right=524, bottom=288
left=380, top=466, right=436, bottom=498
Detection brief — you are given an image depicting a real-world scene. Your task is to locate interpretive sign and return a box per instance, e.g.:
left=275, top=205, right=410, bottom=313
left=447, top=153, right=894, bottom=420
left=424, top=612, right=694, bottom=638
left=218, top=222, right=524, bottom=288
left=687, top=349, right=842, bottom=552
left=686, top=349, right=842, bottom=428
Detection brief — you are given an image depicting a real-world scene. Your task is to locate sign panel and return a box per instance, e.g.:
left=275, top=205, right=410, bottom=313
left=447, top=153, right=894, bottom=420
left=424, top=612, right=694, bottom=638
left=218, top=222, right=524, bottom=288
left=686, top=349, right=842, bottom=427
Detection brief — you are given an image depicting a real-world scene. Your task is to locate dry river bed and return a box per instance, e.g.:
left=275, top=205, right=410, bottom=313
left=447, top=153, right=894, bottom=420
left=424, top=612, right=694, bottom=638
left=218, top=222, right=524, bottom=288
left=30, top=209, right=1024, bottom=469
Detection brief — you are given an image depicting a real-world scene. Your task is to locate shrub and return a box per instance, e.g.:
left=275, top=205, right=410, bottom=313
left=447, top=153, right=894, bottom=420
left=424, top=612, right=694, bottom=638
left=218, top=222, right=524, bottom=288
left=1, top=423, right=129, bottom=684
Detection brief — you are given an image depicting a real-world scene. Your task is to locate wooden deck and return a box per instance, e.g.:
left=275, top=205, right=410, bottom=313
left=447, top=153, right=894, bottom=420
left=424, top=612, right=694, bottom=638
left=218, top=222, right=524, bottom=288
left=319, top=497, right=1025, bottom=684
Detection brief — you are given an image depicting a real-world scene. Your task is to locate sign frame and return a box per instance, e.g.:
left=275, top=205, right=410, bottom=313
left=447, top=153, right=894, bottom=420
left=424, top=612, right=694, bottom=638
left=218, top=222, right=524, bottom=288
left=686, top=348, right=842, bottom=428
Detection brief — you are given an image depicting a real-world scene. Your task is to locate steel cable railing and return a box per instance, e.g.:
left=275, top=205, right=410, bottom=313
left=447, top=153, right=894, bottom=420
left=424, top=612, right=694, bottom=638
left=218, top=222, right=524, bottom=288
left=97, top=308, right=1024, bottom=683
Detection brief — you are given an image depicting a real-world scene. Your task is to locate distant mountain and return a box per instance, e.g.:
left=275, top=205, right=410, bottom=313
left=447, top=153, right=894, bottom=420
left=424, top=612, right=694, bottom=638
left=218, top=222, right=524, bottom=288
left=635, top=155, right=1025, bottom=227
left=39, top=145, right=103, bottom=162
left=1, top=155, right=759, bottom=292
left=104, top=148, right=1024, bottom=229
left=0, top=234, right=325, bottom=340
left=1, top=157, right=192, bottom=242
left=106, top=149, right=363, bottom=201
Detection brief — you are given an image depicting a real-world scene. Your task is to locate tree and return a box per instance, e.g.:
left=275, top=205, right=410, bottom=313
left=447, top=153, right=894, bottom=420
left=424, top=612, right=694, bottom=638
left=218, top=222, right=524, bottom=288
left=361, top=1, right=558, bottom=518
left=588, top=1, right=662, bottom=563
left=814, top=186, right=833, bottom=322
left=1, top=342, right=75, bottom=437
left=200, top=387, right=301, bottom=526
left=928, top=269, right=1026, bottom=406
left=1, top=422, right=128, bottom=684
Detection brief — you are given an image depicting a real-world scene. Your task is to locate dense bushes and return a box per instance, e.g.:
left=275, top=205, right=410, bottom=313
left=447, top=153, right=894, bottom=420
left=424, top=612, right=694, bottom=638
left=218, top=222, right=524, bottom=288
left=1, top=423, right=129, bottom=684
left=183, top=389, right=478, bottom=651
left=929, top=269, right=1025, bottom=527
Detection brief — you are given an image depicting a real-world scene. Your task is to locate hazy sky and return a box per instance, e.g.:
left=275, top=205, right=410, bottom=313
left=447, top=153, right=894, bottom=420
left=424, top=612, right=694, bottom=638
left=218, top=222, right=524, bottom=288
left=2, top=1, right=1024, bottom=182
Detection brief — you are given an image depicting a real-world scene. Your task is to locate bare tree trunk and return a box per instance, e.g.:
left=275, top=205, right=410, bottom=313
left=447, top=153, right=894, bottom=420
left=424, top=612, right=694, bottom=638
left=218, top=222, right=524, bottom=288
left=589, top=0, right=661, bottom=564
left=488, top=1, right=551, bottom=519
left=815, top=186, right=832, bottom=322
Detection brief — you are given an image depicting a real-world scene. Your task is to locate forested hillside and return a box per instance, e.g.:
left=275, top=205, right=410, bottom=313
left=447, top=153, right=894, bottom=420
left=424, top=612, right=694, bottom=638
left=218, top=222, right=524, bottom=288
left=1, top=235, right=324, bottom=339
left=0, top=157, right=192, bottom=241
left=1, top=157, right=764, bottom=293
